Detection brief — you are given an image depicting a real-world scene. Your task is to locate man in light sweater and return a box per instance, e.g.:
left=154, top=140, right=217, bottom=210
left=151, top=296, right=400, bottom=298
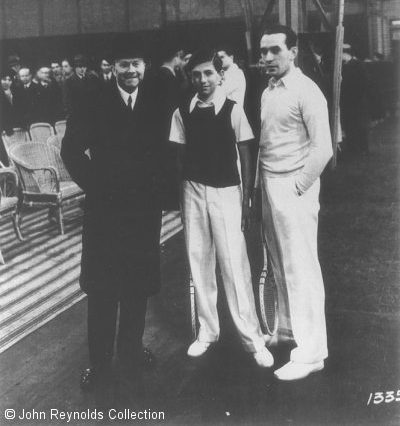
left=217, top=46, right=246, bottom=107
left=259, top=25, right=333, bottom=381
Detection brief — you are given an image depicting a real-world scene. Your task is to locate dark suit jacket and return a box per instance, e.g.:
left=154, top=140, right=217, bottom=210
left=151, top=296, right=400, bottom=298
left=33, top=82, right=64, bottom=124
left=64, top=73, right=100, bottom=119
left=154, top=66, right=185, bottom=210
left=99, top=73, right=116, bottom=90
left=61, top=82, right=163, bottom=297
left=0, top=90, right=18, bottom=134
left=13, top=82, right=39, bottom=129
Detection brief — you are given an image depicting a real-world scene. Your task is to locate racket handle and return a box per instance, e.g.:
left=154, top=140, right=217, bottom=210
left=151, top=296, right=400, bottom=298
left=259, top=270, right=267, bottom=285
left=190, top=280, right=197, bottom=339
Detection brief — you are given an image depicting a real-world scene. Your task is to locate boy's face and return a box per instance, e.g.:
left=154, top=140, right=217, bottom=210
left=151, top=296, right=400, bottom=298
left=191, top=61, right=222, bottom=100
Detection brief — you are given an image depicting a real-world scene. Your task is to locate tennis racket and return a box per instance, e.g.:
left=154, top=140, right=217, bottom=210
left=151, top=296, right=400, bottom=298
left=258, top=241, right=279, bottom=336
left=189, top=275, right=198, bottom=340
left=254, top=150, right=278, bottom=336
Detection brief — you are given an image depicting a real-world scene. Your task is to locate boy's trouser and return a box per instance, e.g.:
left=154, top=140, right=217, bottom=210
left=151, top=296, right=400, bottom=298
left=261, top=173, right=328, bottom=364
left=182, top=180, right=265, bottom=353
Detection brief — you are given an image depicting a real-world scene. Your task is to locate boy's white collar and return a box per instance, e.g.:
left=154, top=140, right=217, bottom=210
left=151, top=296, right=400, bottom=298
left=189, top=86, right=227, bottom=114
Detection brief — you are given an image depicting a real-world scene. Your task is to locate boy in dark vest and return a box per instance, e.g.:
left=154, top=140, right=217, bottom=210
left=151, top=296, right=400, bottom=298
left=169, top=49, right=273, bottom=368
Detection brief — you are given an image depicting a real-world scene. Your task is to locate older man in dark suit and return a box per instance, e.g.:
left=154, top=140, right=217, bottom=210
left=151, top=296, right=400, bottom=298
left=13, top=67, right=39, bottom=129
left=61, top=45, right=163, bottom=394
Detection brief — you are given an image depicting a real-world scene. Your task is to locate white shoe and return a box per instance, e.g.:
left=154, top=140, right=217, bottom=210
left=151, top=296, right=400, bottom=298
left=187, top=340, right=212, bottom=357
left=274, top=360, right=324, bottom=381
left=253, top=347, right=274, bottom=368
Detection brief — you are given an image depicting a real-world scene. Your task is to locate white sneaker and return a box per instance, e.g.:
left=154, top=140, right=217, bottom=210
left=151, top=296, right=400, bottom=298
left=274, top=360, right=324, bottom=381
left=187, top=340, right=212, bottom=357
left=253, top=347, right=274, bottom=368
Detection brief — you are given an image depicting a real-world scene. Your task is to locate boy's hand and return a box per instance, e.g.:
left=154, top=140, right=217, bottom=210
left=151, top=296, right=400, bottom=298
left=241, top=201, right=252, bottom=232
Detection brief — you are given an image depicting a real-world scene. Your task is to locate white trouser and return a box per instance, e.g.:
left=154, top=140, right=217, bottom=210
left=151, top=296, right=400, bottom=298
left=261, top=173, right=328, bottom=364
left=182, top=180, right=265, bottom=353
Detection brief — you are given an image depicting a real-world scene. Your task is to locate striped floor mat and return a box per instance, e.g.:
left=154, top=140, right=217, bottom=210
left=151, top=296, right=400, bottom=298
left=0, top=203, right=182, bottom=354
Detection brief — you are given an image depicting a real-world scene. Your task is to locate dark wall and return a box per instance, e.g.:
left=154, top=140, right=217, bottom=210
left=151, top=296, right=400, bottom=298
left=0, top=19, right=247, bottom=72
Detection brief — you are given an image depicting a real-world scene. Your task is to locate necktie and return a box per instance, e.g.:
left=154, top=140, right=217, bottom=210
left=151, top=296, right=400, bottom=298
left=127, top=95, right=132, bottom=110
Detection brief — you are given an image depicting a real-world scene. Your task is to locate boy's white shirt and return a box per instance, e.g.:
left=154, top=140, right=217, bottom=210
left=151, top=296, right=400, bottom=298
left=169, top=86, right=254, bottom=145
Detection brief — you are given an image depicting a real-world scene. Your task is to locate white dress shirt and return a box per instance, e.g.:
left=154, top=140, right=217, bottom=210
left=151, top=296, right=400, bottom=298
left=259, top=65, right=332, bottom=193
left=221, top=63, right=246, bottom=107
left=102, top=72, right=113, bottom=81
left=169, top=86, right=254, bottom=145
left=117, top=84, right=138, bottom=110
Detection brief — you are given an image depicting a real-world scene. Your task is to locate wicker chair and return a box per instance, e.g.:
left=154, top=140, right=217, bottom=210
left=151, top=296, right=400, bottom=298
left=1, top=128, right=30, bottom=155
left=9, top=142, right=84, bottom=235
left=0, top=167, right=24, bottom=264
left=29, top=122, right=54, bottom=142
left=46, top=135, right=62, bottom=151
left=54, top=120, right=67, bottom=138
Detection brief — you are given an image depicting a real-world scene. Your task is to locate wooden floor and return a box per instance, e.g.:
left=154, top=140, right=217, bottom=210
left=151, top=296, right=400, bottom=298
left=0, top=118, right=399, bottom=425
left=0, top=206, right=182, bottom=353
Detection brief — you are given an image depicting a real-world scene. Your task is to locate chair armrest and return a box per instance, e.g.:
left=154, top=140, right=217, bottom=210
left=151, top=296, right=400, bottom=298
left=0, top=167, right=19, bottom=188
left=14, top=163, right=61, bottom=193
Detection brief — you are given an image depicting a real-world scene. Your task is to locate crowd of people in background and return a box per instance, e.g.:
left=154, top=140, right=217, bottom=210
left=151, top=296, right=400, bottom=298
left=0, top=40, right=397, bottom=160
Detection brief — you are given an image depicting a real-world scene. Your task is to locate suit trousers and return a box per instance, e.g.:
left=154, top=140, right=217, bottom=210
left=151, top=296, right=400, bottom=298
left=182, top=180, right=265, bottom=353
left=88, top=290, right=147, bottom=372
left=261, top=173, right=328, bottom=364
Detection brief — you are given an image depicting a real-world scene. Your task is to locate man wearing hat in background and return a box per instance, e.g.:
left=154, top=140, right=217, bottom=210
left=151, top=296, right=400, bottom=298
left=61, top=42, right=163, bottom=402
left=7, top=54, right=22, bottom=84
left=64, top=53, right=100, bottom=119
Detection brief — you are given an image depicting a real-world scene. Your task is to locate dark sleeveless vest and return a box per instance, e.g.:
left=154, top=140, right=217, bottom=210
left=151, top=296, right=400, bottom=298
left=179, top=98, right=240, bottom=188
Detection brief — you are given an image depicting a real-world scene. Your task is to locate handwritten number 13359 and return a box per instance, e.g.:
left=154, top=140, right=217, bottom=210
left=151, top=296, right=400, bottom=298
left=367, top=390, right=400, bottom=405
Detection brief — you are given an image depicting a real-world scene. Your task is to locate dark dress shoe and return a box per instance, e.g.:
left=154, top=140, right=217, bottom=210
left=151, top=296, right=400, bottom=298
left=80, top=368, right=97, bottom=391
left=142, top=347, right=156, bottom=370
left=80, top=366, right=112, bottom=391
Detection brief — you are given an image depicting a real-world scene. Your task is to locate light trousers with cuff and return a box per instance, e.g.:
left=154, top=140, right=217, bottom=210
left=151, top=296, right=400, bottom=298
left=182, top=180, right=265, bottom=353
left=261, top=173, right=328, bottom=364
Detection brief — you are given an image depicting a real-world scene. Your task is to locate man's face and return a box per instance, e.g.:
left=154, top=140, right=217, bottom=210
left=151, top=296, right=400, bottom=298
left=38, top=67, right=51, bottom=83
left=19, top=68, right=32, bottom=85
left=260, top=33, right=297, bottom=78
left=1, top=76, right=12, bottom=91
left=51, top=62, right=62, bottom=75
left=217, top=51, right=234, bottom=70
left=75, top=65, right=87, bottom=78
left=191, top=61, right=222, bottom=100
left=100, top=59, right=112, bottom=74
left=113, top=57, right=145, bottom=92
left=62, top=60, right=73, bottom=76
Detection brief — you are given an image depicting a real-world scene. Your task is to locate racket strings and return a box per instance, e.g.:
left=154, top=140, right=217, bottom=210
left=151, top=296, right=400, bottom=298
left=264, top=272, right=277, bottom=333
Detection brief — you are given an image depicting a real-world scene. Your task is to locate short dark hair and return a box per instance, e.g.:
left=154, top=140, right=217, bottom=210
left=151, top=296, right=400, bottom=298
left=73, top=54, right=89, bottom=68
left=1, top=70, right=12, bottom=79
left=186, top=48, right=223, bottom=73
left=263, top=25, right=297, bottom=49
left=216, top=44, right=235, bottom=57
left=160, top=46, right=184, bottom=63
